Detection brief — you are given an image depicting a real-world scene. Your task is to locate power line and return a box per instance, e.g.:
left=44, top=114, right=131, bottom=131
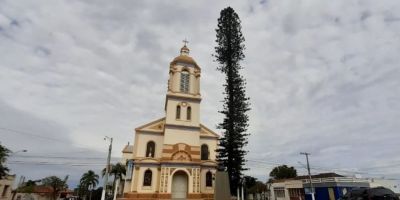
left=11, top=155, right=121, bottom=160
left=0, top=127, right=67, bottom=143
left=8, top=161, right=105, bottom=166
left=246, top=159, right=398, bottom=177
left=0, top=126, right=108, bottom=152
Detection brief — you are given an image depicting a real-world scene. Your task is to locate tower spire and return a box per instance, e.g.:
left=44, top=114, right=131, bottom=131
left=180, top=39, right=190, bottom=55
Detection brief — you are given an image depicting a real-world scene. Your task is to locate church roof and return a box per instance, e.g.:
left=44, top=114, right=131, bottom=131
left=170, top=55, right=200, bottom=69
left=134, top=117, right=219, bottom=138
left=135, top=117, right=165, bottom=133
left=170, top=45, right=200, bottom=69
left=200, top=124, right=220, bottom=138
left=122, top=145, right=133, bottom=153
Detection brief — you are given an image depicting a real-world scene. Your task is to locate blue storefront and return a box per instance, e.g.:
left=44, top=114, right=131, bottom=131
left=304, top=178, right=369, bottom=200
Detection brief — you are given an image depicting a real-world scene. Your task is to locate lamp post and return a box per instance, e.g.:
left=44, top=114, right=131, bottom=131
left=10, top=149, right=28, bottom=184
left=9, top=149, right=28, bottom=199
left=101, top=137, right=113, bottom=200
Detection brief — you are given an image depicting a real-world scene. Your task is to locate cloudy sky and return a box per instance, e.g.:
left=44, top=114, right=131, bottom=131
left=1, top=0, right=400, bottom=188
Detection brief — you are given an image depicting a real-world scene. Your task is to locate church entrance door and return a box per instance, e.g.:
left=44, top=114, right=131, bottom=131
left=171, top=171, right=188, bottom=200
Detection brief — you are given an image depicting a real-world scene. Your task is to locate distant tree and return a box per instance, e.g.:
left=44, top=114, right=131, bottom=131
left=269, top=165, right=297, bottom=180
left=214, top=6, right=250, bottom=196
left=16, top=180, right=40, bottom=193
left=25, top=180, right=39, bottom=186
left=242, top=176, right=267, bottom=198
left=91, top=187, right=103, bottom=200
left=80, top=170, right=99, bottom=200
left=0, top=144, right=11, bottom=179
left=248, top=181, right=267, bottom=195
left=74, top=184, right=86, bottom=200
left=244, top=176, right=257, bottom=189
left=41, top=175, right=69, bottom=200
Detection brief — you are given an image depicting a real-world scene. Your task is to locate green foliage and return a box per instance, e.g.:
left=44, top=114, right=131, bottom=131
left=214, top=6, right=250, bottom=196
left=269, top=165, right=298, bottom=180
left=74, top=184, right=86, bottom=199
left=111, top=163, right=126, bottom=181
left=79, top=170, right=99, bottom=200
left=90, top=187, right=103, bottom=200
left=80, top=170, right=99, bottom=189
left=102, top=163, right=126, bottom=197
left=102, top=163, right=126, bottom=180
left=247, top=181, right=267, bottom=194
left=41, top=175, right=69, bottom=200
left=243, top=176, right=267, bottom=197
left=0, top=144, right=11, bottom=179
left=244, top=176, right=257, bottom=189
left=17, top=180, right=39, bottom=193
left=25, top=180, right=39, bottom=186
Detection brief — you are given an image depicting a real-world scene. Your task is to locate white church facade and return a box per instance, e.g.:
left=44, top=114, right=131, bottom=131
left=121, top=44, right=219, bottom=200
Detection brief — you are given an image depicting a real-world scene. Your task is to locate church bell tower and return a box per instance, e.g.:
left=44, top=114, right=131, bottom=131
left=121, top=42, right=219, bottom=199
left=164, top=43, right=202, bottom=146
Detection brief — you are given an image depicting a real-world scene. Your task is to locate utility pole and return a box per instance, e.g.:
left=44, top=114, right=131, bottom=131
left=300, top=152, right=315, bottom=200
left=101, top=137, right=113, bottom=200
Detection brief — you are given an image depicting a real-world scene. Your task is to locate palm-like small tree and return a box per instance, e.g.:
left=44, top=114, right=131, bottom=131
left=111, top=163, right=126, bottom=185
left=102, top=163, right=126, bottom=196
left=80, top=170, right=99, bottom=200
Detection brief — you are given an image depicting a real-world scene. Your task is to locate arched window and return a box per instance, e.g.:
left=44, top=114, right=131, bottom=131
left=187, top=106, right=191, bottom=120
left=176, top=105, right=181, bottom=119
left=201, top=144, right=209, bottom=160
left=180, top=70, right=190, bottom=93
left=146, top=141, right=155, bottom=158
left=206, top=171, right=213, bottom=187
left=143, top=169, right=152, bottom=186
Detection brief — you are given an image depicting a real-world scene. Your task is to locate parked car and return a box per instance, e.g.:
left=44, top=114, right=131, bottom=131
left=340, top=187, right=399, bottom=200
left=340, top=188, right=366, bottom=200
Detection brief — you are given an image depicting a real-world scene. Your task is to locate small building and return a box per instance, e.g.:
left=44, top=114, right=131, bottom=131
left=14, top=186, right=73, bottom=200
left=302, top=173, right=369, bottom=200
left=0, top=175, right=16, bottom=200
left=15, top=186, right=53, bottom=200
left=269, top=179, right=304, bottom=200
left=267, top=173, right=370, bottom=200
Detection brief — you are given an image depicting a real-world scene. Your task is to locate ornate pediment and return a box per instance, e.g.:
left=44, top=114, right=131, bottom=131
left=171, top=151, right=192, bottom=162
left=149, top=122, right=164, bottom=130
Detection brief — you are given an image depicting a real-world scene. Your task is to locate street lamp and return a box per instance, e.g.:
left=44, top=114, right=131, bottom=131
left=9, top=149, right=28, bottom=187
left=11, top=149, right=28, bottom=155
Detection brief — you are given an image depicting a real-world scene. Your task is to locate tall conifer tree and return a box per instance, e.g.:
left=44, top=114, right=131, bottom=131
left=214, top=7, right=250, bottom=195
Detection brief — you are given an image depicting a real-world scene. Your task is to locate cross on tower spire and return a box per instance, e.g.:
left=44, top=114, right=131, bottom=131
left=180, top=38, right=190, bottom=55
left=183, top=38, right=189, bottom=46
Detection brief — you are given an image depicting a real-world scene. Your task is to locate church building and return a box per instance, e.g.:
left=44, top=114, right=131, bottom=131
left=121, top=44, right=219, bottom=200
